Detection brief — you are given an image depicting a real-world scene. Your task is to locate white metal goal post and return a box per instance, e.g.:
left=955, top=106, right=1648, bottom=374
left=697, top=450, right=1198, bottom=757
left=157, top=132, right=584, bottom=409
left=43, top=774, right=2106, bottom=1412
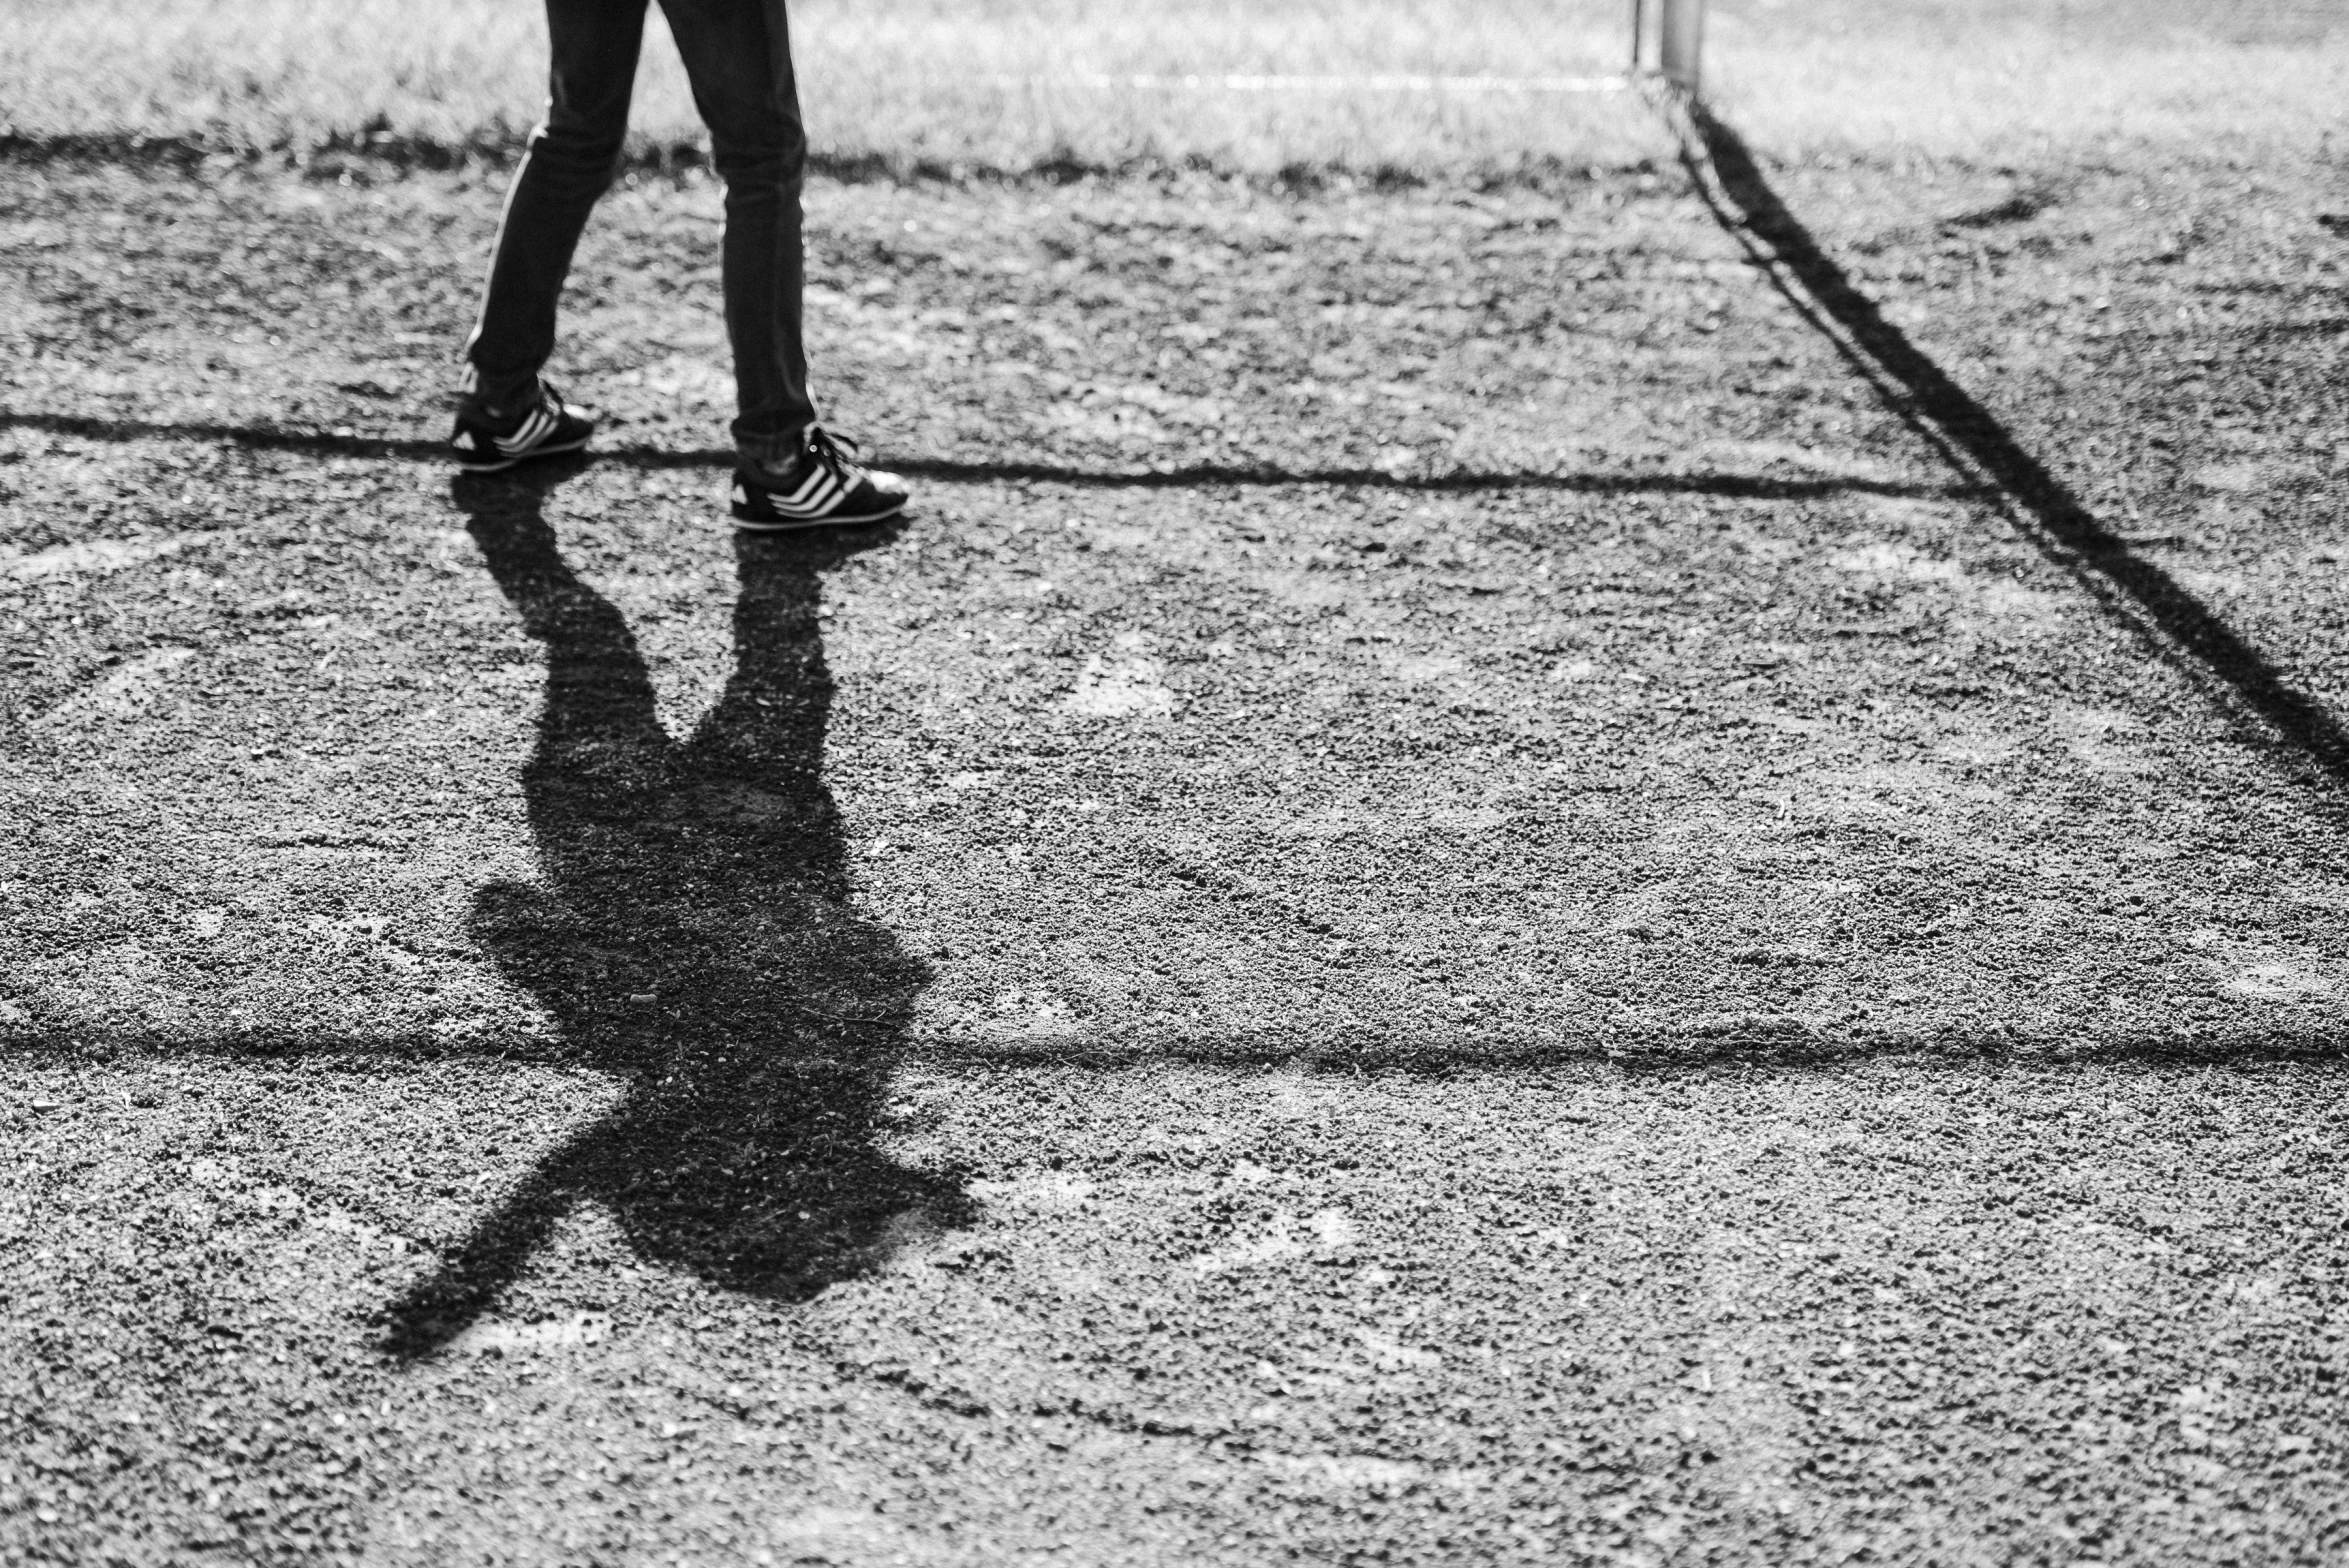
left=1631, top=0, right=1708, bottom=93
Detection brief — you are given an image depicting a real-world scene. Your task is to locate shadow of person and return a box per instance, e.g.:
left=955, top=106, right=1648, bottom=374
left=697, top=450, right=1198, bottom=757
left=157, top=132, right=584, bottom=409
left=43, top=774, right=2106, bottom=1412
left=385, top=466, right=968, bottom=1358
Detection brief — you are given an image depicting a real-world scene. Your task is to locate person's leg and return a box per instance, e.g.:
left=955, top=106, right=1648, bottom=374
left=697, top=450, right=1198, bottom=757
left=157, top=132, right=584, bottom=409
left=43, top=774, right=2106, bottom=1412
left=463, top=0, right=649, bottom=413
left=655, top=0, right=818, bottom=473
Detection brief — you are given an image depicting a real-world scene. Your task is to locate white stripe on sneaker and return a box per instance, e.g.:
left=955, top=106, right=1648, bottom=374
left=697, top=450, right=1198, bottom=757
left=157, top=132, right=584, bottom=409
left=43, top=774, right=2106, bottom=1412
left=779, top=465, right=834, bottom=509
left=780, top=473, right=843, bottom=517
left=497, top=407, right=555, bottom=454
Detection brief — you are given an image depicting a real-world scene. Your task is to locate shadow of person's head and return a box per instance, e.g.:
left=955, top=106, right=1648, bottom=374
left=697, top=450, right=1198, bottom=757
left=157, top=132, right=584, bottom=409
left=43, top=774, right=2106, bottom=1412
left=389, top=470, right=963, bottom=1354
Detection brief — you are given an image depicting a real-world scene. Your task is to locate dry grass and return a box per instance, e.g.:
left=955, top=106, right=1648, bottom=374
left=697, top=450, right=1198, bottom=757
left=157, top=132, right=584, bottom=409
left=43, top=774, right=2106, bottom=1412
left=1717, top=1, right=2349, bottom=166
left=0, top=0, right=1663, bottom=175
left=0, top=0, right=2342, bottom=176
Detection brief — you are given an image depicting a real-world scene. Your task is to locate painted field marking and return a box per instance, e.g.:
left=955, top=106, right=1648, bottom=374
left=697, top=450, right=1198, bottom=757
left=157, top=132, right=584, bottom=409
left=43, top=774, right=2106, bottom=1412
left=988, top=73, right=1632, bottom=94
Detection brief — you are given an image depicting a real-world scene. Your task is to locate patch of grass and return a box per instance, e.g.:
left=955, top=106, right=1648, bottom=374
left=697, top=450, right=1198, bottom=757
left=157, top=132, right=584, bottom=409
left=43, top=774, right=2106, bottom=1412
left=0, top=0, right=1662, bottom=177
left=1715, top=0, right=2348, bottom=166
left=0, top=0, right=2342, bottom=178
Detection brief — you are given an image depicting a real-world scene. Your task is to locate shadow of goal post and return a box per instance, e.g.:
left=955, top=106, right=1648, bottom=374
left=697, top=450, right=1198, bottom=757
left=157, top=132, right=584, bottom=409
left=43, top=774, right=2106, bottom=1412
left=1630, top=0, right=1707, bottom=93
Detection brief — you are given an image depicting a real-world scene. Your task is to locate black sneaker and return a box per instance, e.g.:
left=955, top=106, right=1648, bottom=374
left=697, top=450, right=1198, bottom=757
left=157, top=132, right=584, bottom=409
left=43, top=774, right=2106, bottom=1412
left=450, top=380, right=594, bottom=473
left=731, top=427, right=909, bottom=530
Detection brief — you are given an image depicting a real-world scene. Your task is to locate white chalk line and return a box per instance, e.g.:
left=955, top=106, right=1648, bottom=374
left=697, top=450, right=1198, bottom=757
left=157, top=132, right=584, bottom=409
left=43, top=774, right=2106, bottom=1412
left=984, top=73, right=1633, bottom=94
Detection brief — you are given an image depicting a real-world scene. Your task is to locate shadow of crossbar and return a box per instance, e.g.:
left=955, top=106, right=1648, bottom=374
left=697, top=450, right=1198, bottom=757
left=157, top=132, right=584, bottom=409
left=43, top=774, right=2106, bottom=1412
left=1677, top=100, right=2349, bottom=795
left=0, top=410, right=1983, bottom=502
left=11, top=1020, right=2344, bottom=1074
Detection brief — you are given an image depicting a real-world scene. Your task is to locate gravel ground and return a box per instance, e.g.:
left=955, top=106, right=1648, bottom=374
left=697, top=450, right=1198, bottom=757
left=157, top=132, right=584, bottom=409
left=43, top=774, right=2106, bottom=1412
left=2, top=145, right=2347, bottom=1565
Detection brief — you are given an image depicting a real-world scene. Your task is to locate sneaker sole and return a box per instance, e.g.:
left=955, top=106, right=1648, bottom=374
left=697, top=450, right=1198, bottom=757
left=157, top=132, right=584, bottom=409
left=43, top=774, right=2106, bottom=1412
left=730, top=497, right=907, bottom=532
left=451, top=432, right=594, bottom=474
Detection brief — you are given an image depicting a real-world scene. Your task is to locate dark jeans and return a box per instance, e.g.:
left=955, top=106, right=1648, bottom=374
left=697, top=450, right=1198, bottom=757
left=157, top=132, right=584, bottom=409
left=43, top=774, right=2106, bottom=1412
left=464, top=0, right=816, bottom=469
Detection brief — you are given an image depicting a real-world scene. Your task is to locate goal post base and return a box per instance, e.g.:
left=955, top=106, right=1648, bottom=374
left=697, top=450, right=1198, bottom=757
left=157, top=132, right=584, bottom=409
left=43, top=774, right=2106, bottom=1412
left=1630, top=0, right=1707, bottom=95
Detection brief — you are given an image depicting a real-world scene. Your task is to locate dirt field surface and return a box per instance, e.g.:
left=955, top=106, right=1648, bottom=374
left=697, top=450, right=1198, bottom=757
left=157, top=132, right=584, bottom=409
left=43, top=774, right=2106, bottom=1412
left=3, top=137, right=2348, bottom=1565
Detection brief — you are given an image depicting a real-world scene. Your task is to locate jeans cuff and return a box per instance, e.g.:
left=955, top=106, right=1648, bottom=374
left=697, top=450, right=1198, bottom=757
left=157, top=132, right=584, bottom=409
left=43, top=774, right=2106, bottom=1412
left=735, top=427, right=811, bottom=477
left=459, top=364, right=542, bottom=418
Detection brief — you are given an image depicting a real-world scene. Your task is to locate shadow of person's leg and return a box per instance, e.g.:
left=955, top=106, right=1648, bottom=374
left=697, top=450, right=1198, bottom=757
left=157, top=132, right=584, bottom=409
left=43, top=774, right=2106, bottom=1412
left=455, top=467, right=670, bottom=792
left=682, top=526, right=910, bottom=897
left=380, top=470, right=681, bottom=1357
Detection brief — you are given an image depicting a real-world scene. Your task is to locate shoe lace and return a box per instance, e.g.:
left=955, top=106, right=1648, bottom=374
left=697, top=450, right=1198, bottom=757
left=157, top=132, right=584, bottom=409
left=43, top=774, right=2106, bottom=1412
left=803, top=426, right=865, bottom=476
